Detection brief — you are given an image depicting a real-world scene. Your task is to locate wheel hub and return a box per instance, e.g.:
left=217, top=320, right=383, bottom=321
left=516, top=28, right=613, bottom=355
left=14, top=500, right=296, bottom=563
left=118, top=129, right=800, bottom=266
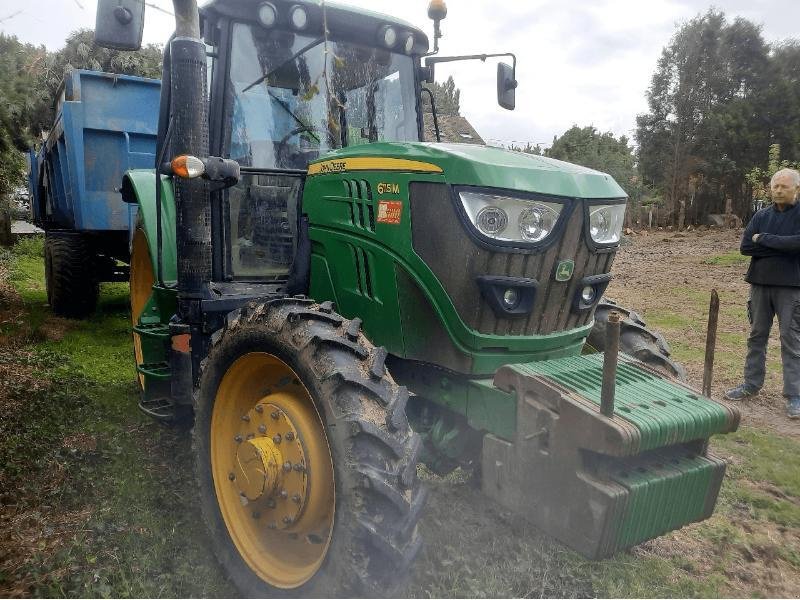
left=232, top=400, right=308, bottom=531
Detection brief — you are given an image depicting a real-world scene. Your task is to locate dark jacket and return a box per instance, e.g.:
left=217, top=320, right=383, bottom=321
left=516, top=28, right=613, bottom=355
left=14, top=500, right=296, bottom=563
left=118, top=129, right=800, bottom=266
left=741, top=202, right=800, bottom=286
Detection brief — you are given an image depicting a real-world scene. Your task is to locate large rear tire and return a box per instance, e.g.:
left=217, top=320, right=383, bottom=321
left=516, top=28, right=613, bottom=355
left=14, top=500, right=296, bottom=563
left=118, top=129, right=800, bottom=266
left=44, top=232, right=98, bottom=318
left=588, top=298, right=687, bottom=381
left=194, top=298, right=426, bottom=597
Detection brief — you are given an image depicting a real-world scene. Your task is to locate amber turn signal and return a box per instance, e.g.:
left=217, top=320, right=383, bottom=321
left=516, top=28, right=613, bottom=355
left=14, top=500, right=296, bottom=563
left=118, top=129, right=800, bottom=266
left=170, top=155, right=205, bottom=179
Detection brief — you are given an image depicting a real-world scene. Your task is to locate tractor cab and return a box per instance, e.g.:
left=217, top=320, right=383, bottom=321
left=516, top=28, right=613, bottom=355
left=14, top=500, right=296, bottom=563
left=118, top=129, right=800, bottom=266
left=186, top=1, right=428, bottom=285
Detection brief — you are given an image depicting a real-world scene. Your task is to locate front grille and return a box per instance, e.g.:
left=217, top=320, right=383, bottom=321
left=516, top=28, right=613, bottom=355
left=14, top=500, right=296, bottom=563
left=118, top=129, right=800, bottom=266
left=410, top=182, right=616, bottom=336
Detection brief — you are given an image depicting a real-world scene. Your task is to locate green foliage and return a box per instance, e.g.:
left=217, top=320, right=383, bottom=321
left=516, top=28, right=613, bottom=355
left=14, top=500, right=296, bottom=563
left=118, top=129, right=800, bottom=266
left=636, top=10, right=798, bottom=224
left=422, top=75, right=460, bottom=116
left=508, top=142, right=543, bottom=155
left=545, top=125, right=638, bottom=196
left=745, top=144, right=800, bottom=205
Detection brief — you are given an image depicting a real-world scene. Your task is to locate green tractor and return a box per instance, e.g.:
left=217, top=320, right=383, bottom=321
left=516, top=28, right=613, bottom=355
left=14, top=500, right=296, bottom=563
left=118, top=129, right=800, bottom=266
left=96, top=0, right=738, bottom=595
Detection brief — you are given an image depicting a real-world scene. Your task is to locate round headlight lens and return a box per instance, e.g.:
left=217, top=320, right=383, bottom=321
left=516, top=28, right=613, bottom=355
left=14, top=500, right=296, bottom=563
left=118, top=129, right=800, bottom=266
left=404, top=33, right=415, bottom=54
left=476, top=206, right=508, bottom=235
left=519, top=205, right=557, bottom=242
left=382, top=26, right=398, bottom=48
left=290, top=5, right=308, bottom=29
left=503, top=288, right=519, bottom=308
left=258, top=2, right=277, bottom=27
left=581, top=285, right=596, bottom=303
left=589, top=204, right=626, bottom=244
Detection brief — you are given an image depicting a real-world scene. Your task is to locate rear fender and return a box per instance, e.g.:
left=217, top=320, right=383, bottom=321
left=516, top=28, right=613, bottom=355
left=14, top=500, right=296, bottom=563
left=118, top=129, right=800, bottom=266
left=121, top=169, right=177, bottom=281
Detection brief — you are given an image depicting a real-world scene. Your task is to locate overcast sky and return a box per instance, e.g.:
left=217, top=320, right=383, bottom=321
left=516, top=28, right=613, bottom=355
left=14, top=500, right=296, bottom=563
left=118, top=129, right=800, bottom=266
left=3, top=0, right=798, bottom=148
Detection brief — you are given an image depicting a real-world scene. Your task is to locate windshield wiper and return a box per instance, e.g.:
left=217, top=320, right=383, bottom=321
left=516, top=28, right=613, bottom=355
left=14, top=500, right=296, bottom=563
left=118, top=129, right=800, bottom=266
left=241, top=37, right=325, bottom=93
left=267, top=90, right=320, bottom=143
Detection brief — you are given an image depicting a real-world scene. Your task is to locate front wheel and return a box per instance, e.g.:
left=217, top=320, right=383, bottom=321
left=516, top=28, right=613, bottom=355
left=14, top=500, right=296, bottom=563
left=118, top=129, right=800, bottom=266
left=588, top=298, right=687, bottom=381
left=193, top=299, right=426, bottom=597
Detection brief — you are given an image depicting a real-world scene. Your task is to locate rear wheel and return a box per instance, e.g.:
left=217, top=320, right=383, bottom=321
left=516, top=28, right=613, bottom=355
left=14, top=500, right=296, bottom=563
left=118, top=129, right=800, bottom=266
left=194, top=299, right=426, bottom=596
left=588, top=298, right=687, bottom=381
left=130, top=225, right=154, bottom=390
left=44, top=232, right=98, bottom=318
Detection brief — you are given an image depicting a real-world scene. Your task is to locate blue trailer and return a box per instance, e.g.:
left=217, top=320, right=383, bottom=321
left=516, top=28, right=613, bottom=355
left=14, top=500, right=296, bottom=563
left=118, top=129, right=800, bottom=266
left=28, top=70, right=160, bottom=317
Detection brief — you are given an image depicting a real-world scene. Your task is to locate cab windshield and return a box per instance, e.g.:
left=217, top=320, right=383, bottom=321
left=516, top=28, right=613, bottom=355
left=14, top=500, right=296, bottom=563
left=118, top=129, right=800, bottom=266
left=225, top=22, right=420, bottom=170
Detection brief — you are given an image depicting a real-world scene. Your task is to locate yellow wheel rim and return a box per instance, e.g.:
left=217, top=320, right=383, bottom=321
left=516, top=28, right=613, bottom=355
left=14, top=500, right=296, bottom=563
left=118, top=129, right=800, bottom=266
left=211, top=352, right=335, bottom=589
left=130, top=228, right=154, bottom=389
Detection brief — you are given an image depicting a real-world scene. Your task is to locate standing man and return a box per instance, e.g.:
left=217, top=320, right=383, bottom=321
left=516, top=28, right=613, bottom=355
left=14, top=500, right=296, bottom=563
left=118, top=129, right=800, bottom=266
left=725, top=168, right=800, bottom=418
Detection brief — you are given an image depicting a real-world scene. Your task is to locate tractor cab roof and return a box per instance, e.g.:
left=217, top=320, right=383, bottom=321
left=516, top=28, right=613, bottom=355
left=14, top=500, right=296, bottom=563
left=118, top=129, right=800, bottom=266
left=201, top=0, right=429, bottom=54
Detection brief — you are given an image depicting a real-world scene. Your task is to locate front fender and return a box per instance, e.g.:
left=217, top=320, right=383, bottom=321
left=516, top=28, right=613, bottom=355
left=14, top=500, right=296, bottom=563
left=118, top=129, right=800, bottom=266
left=121, top=169, right=177, bottom=281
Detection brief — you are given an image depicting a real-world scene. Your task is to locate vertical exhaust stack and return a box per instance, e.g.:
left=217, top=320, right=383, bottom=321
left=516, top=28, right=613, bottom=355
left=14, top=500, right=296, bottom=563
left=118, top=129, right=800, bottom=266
left=170, top=0, right=212, bottom=319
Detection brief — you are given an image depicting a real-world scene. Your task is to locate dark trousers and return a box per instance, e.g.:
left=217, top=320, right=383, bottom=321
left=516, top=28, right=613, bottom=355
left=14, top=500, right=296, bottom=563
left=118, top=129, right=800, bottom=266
left=744, top=284, right=800, bottom=396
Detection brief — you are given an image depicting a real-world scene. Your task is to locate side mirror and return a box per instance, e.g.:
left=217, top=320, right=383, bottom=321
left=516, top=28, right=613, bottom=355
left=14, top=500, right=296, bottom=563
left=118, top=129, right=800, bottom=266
left=497, top=62, right=517, bottom=111
left=95, top=0, right=145, bottom=50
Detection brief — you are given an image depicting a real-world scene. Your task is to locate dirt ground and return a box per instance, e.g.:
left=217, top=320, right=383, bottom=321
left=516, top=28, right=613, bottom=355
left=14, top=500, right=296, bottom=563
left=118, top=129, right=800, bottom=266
left=608, top=226, right=799, bottom=439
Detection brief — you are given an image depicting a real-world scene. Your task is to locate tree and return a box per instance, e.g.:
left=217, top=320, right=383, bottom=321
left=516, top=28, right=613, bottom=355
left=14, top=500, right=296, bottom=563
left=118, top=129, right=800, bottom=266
left=635, top=10, right=785, bottom=226
left=422, top=75, right=460, bottom=115
left=545, top=126, right=637, bottom=193
left=508, top=142, right=542, bottom=155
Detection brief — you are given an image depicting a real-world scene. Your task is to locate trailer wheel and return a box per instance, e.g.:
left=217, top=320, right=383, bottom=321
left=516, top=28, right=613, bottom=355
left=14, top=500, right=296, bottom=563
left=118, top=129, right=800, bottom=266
left=194, top=299, right=426, bottom=597
left=588, top=299, right=687, bottom=381
left=45, top=233, right=98, bottom=318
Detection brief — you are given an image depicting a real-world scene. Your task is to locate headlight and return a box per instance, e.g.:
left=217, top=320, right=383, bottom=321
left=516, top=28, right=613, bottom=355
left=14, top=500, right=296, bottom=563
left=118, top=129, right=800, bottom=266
left=459, top=190, right=563, bottom=244
left=290, top=5, right=308, bottom=29
left=589, top=203, right=626, bottom=244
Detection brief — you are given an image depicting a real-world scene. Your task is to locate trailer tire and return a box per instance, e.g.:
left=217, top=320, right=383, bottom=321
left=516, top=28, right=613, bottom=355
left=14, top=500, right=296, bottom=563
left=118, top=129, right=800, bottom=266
left=45, top=233, right=98, bottom=318
left=588, top=298, right=687, bottom=381
left=194, top=298, right=426, bottom=597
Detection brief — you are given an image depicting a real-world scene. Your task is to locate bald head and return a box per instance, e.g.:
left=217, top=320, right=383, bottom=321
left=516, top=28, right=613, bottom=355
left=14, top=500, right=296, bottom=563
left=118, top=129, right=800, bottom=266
left=770, top=168, right=800, bottom=208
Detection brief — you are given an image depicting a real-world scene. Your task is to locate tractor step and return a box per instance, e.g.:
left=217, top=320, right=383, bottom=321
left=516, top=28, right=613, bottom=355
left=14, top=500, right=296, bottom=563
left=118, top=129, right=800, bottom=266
left=133, top=322, right=170, bottom=340
left=481, top=353, right=739, bottom=559
left=136, top=361, right=171, bottom=379
left=138, top=393, right=179, bottom=422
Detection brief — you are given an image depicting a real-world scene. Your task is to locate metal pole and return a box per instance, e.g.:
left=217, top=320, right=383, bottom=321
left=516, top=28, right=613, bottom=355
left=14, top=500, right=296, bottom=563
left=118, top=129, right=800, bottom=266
left=702, top=289, right=720, bottom=397
left=601, top=311, right=621, bottom=417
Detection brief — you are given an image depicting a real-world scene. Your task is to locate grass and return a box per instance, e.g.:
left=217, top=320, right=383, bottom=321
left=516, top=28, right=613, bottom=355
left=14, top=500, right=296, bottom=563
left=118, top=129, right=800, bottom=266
left=703, top=251, right=750, bottom=267
left=3, top=235, right=800, bottom=598
left=0, top=236, right=234, bottom=598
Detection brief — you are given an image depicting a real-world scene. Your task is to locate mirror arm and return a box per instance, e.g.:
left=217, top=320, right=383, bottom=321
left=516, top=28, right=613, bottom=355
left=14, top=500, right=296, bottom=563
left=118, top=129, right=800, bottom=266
left=420, top=88, right=441, bottom=142
left=425, top=52, right=517, bottom=82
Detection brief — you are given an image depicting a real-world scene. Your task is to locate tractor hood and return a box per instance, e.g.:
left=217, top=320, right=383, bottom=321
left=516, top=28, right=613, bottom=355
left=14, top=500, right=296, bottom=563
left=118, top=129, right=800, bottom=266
left=310, top=142, right=627, bottom=199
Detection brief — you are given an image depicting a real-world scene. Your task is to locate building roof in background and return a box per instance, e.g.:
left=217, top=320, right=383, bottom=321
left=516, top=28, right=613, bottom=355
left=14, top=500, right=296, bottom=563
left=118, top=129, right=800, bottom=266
left=423, top=113, right=485, bottom=145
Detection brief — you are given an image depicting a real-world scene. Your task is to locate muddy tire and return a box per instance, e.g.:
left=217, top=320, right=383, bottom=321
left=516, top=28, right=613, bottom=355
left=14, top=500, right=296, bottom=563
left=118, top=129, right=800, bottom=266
left=44, top=232, right=98, bottom=318
left=588, top=298, right=687, bottom=381
left=193, top=298, right=426, bottom=597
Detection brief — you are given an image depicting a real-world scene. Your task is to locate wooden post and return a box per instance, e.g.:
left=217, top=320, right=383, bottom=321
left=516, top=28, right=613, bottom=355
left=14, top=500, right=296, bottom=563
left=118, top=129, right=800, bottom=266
left=0, top=206, right=12, bottom=247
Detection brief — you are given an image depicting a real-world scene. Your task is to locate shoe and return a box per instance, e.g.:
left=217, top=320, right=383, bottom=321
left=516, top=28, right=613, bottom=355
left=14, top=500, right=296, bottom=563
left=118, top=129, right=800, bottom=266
left=787, top=397, right=800, bottom=419
left=723, top=383, right=760, bottom=401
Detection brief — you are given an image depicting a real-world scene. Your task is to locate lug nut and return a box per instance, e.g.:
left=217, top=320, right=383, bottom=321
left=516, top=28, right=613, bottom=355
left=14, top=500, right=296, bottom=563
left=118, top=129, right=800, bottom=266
left=228, top=472, right=236, bottom=481
left=258, top=424, right=267, bottom=434
left=293, top=463, right=305, bottom=472
left=282, top=516, right=293, bottom=524
left=255, top=405, right=263, bottom=413
left=266, top=499, right=276, bottom=509
left=285, top=431, right=295, bottom=441
left=292, top=493, right=301, bottom=504
left=271, top=411, right=280, bottom=420
left=273, top=434, right=282, bottom=444
left=282, top=461, right=292, bottom=472
left=241, top=415, right=250, bottom=422
left=280, top=489, right=288, bottom=499
left=234, top=435, right=243, bottom=443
